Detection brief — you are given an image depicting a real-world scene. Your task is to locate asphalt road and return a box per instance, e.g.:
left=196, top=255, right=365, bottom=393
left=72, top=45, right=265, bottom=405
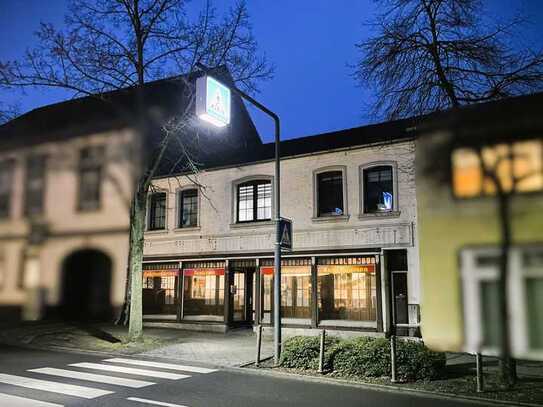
left=0, top=345, right=491, bottom=407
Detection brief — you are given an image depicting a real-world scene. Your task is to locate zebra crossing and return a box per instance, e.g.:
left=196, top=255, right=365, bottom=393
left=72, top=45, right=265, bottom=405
left=0, top=356, right=217, bottom=406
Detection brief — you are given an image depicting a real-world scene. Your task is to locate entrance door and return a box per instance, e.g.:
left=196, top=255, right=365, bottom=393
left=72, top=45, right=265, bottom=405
left=230, top=270, right=254, bottom=324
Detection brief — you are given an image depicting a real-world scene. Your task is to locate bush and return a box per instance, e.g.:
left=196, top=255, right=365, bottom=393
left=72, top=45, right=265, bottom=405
left=279, top=335, right=339, bottom=370
left=279, top=334, right=446, bottom=381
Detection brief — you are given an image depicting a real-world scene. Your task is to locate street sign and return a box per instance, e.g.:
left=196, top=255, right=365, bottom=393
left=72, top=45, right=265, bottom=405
left=196, top=75, right=231, bottom=127
left=278, top=218, right=293, bottom=251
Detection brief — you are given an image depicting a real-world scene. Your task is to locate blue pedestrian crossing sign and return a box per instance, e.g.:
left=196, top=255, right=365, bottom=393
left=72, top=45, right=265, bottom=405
left=196, top=75, right=231, bottom=127
left=278, top=218, right=293, bottom=251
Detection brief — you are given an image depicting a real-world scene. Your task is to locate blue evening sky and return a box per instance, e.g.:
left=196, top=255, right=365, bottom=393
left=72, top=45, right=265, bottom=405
left=1, top=1, right=542, bottom=143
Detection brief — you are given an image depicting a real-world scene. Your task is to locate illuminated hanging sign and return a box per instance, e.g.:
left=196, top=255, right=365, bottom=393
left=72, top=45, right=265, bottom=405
left=196, top=75, right=231, bottom=127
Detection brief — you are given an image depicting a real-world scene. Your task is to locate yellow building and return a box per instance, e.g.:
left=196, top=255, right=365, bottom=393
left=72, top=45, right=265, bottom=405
left=416, top=92, right=543, bottom=360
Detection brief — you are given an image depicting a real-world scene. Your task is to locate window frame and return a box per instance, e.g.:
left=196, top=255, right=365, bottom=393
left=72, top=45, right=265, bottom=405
left=0, top=159, right=15, bottom=220
left=24, top=153, right=47, bottom=217
left=359, top=161, right=399, bottom=217
left=461, top=245, right=543, bottom=360
left=147, top=191, right=168, bottom=231
left=232, top=176, right=274, bottom=225
left=312, top=166, right=348, bottom=220
left=77, top=145, right=104, bottom=212
left=176, top=187, right=200, bottom=229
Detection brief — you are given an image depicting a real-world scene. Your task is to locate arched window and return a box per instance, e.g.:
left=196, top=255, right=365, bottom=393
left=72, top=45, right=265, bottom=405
left=148, top=192, right=167, bottom=230
left=313, top=167, right=347, bottom=218
left=178, top=188, right=198, bottom=228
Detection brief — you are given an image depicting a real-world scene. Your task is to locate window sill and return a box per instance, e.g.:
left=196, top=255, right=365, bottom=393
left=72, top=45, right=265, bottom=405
left=230, top=220, right=275, bottom=229
left=173, top=226, right=201, bottom=233
left=358, top=210, right=401, bottom=220
left=145, top=229, right=168, bottom=235
left=311, top=215, right=350, bottom=223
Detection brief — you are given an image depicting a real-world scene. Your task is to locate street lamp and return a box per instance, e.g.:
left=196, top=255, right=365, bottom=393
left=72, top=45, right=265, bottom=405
left=195, top=65, right=283, bottom=364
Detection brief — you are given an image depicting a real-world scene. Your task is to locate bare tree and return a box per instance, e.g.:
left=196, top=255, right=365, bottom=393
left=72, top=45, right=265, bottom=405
left=0, top=102, right=19, bottom=125
left=355, top=0, right=543, bottom=387
left=1, top=0, right=272, bottom=341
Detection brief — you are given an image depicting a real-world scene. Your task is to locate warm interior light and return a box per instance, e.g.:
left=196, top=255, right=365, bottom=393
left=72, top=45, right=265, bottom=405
left=198, top=113, right=227, bottom=128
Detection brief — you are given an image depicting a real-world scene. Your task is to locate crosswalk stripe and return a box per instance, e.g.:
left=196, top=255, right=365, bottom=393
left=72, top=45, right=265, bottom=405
left=29, top=368, right=155, bottom=388
left=69, top=363, right=190, bottom=380
left=0, top=373, right=113, bottom=399
left=0, top=392, right=63, bottom=407
left=127, top=397, right=189, bottom=407
left=105, top=358, right=217, bottom=374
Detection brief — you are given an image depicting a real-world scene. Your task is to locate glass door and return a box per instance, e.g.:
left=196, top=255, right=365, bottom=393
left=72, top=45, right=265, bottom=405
left=232, top=271, right=246, bottom=321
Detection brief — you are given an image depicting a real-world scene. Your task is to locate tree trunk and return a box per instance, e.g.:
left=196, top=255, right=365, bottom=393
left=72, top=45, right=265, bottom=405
left=497, top=191, right=516, bottom=387
left=127, top=185, right=148, bottom=342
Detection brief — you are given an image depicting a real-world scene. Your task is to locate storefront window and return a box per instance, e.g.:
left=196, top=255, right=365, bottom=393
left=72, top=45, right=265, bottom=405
left=261, top=259, right=312, bottom=323
left=183, top=268, right=225, bottom=320
left=317, top=258, right=377, bottom=322
left=142, top=263, right=179, bottom=315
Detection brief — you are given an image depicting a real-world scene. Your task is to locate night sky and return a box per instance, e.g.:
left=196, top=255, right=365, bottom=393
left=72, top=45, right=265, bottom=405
left=1, top=0, right=543, bottom=143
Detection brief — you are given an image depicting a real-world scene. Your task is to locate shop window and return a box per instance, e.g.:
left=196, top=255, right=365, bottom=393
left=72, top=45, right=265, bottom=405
left=461, top=246, right=543, bottom=358
left=24, top=154, right=46, bottom=216
left=236, top=180, right=272, bottom=223
left=148, top=192, right=167, bottom=230
left=452, top=140, right=543, bottom=198
left=0, top=249, right=5, bottom=289
left=261, top=265, right=312, bottom=322
left=183, top=267, right=225, bottom=320
left=316, top=170, right=345, bottom=217
left=363, top=165, right=394, bottom=213
left=0, top=159, right=14, bottom=219
left=178, top=189, right=198, bottom=228
left=78, top=146, right=104, bottom=211
left=142, top=263, right=179, bottom=315
left=317, top=257, right=377, bottom=323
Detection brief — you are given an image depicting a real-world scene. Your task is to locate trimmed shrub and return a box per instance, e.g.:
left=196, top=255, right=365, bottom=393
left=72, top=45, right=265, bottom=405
left=279, top=335, right=339, bottom=370
left=279, top=334, right=446, bottom=381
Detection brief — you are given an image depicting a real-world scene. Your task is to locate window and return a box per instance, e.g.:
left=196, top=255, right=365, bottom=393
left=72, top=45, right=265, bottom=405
left=461, top=246, right=543, bottom=358
left=363, top=165, right=394, bottom=213
left=178, top=189, right=198, bottom=228
left=183, top=267, right=225, bottom=320
left=317, top=257, right=377, bottom=324
left=25, top=154, right=46, bottom=216
left=0, top=160, right=14, bottom=219
left=452, top=140, right=543, bottom=198
left=237, top=180, right=272, bottom=222
left=78, top=146, right=104, bottom=211
left=148, top=192, right=167, bottom=230
left=316, top=170, right=344, bottom=216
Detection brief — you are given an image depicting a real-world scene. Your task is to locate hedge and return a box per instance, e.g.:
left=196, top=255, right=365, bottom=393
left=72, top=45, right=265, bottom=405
left=279, top=335, right=446, bottom=381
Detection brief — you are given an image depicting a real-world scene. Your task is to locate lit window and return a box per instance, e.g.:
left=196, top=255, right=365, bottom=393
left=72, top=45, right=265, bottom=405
left=317, top=171, right=344, bottom=216
left=236, top=180, right=271, bottom=223
left=363, top=165, right=393, bottom=213
left=148, top=192, right=166, bottom=230
left=179, top=189, right=198, bottom=228
left=452, top=140, right=543, bottom=198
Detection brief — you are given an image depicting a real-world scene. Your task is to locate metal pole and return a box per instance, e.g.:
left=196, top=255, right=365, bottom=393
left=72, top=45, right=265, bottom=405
left=273, top=116, right=282, bottom=365
left=476, top=352, right=484, bottom=392
left=255, top=325, right=262, bottom=367
left=390, top=334, right=397, bottom=383
left=194, top=63, right=282, bottom=364
left=318, top=329, right=326, bottom=373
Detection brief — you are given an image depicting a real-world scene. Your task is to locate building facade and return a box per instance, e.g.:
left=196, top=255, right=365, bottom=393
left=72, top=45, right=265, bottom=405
left=416, top=93, right=543, bottom=360
left=143, top=122, right=422, bottom=336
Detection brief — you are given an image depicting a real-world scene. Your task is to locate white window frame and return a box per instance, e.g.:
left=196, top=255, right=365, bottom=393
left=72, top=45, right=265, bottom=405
left=231, top=175, right=274, bottom=227
left=461, top=246, right=543, bottom=360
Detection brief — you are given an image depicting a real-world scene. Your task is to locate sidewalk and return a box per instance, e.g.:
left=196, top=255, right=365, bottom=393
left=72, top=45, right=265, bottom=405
left=0, top=321, right=273, bottom=366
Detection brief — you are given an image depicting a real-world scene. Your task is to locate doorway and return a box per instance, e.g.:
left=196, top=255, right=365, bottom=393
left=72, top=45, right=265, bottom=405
left=60, top=249, right=112, bottom=321
left=230, top=269, right=254, bottom=326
